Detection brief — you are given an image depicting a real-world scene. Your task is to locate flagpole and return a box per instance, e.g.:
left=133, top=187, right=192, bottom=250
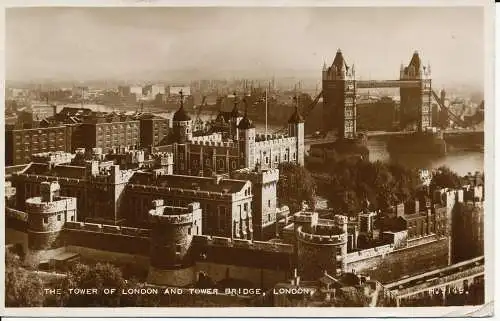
left=265, top=87, right=268, bottom=141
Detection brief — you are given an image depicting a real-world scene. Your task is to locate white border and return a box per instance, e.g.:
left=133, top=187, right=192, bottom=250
left=0, top=0, right=495, bottom=318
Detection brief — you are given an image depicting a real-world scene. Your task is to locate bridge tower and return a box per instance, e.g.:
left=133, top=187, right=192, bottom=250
left=399, top=51, right=432, bottom=132
left=322, top=49, right=357, bottom=139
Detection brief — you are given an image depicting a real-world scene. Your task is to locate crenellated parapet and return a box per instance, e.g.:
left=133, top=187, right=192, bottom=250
left=64, top=221, right=151, bottom=238
left=191, top=235, right=294, bottom=253
left=254, top=137, right=296, bottom=149
left=26, top=197, right=76, bottom=214
left=189, top=133, right=223, bottom=143
left=127, top=184, right=234, bottom=201
left=149, top=200, right=201, bottom=225
left=344, top=244, right=395, bottom=264
left=189, top=140, right=235, bottom=148
left=296, top=225, right=347, bottom=245
left=232, top=167, right=280, bottom=185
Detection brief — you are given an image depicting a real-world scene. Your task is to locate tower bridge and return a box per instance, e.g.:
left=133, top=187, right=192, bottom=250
left=322, top=49, right=433, bottom=139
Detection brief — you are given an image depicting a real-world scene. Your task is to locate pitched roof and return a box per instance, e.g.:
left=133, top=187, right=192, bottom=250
left=408, top=51, right=421, bottom=70
left=332, top=49, right=348, bottom=70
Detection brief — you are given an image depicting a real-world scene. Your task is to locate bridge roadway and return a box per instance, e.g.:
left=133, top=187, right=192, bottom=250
left=304, top=129, right=484, bottom=146
left=384, top=256, right=484, bottom=306
left=356, top=79, right=421, bottom=89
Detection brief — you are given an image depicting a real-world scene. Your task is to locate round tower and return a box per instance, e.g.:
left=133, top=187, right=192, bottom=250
left=288, top=95, right=305, bottom=166
left=295, top=213, right=348, bottom=280
left=238, top=97, right=256, bottom=169
left=25, top=181, right=77, bottom=251
left=172, top=90, right=192, bottom=144
left=147, top=200, right=202, bottom=286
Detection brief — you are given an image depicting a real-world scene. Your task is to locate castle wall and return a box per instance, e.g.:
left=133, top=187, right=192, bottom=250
left=63, top=222, right=151, bottom=255
left=346, top=237, right=449, bottom=283
left=254, top=136, right=298, bottom=168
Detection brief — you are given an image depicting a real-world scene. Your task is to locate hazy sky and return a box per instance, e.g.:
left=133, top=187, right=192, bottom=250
left=6, top=7, right=484, bottom=86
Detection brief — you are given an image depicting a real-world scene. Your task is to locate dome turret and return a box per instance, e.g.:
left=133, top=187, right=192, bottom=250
left=173, top=90, right=191, bottom=122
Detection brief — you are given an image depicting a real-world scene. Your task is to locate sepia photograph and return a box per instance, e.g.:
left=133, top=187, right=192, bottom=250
left=2, top=0, right=494, bottom=318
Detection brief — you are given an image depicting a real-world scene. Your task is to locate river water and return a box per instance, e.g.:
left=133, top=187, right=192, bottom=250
left=367, top=137, right=484, bottom=176
left=70, top=104, right=484, bottom=175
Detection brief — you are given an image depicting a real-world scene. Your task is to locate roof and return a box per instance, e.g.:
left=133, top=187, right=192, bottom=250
left=332, top=49, right=348, bottom=70
left=237, top=116, right=254, bottom=130
left=216, top=111, right=233, bottom=123
left=23, top=163, right=86, bottom=179
left=173, top=106, right=191, bottom=122
left=231, top=100, right=242, bottom=118
left=129, top=172, right=248, bottom=194
left=408, top=51, right=421, bottom=70
left=288, top=106, right=304, bottom=124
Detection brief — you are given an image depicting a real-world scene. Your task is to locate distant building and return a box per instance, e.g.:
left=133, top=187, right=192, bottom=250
left=118, top=85, right=131, bottom=97
left=139, top=113, right=170, bottom=148
left=80, top=112, right=140, bottom=152
left=5, top=125, right=70, bottom=165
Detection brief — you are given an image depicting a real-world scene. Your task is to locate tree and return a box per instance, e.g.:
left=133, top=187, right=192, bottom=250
left=54, top=262, right=126, bottom=307
left=430, top=166, right=463, bottom=190
left=323, top=159, right=419, bottom=215
left=5, top=251, right=44, bottom=307
left=278, top=162, right=317, bottom=213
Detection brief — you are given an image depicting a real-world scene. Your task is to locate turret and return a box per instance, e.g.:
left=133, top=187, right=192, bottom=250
left=25, top=182, right=77, bottom=252
left=288, top=95, right=305, bottom=166
left=147, top=200, right=202, bottom=286
left=238, top=97, right=256, bottom=169
left=230, top=92, right=243, bottom=140
left=172, top=90, right=192, bottom=144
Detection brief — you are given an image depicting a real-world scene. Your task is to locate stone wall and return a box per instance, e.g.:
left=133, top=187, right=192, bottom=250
left=346, top=237, right=450, bottom=283
left=63, top=222, right=150, bottom=255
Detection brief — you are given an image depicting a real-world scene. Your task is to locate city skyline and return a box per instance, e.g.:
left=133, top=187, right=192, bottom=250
left=6, top=6, right=484, bottom=89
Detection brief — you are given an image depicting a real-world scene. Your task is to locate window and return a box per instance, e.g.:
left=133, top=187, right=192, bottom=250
left=188, top=227, right=192, bottom=235
left=43, top=217, right=48, bottom=224
left=232, top=161, right=237, bottom=169
left=176, top=245, right=181, bottom=254
left=268, top=200, right=271, bottom=208
left=69, top=216, right=74, bottom=222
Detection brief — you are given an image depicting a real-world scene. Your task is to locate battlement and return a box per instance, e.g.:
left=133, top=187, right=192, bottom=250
left=25, top=196, right=77, bottom=214
left=232, top=167, right=280, bottom=184
left=63, top=221, right=151, bottom=238
left=31, top=151, right=75, bottom=165
left=127, top=184, right=234, bottom=200
left=189, top=133, right=223, bottom=143
left=293, top=211, right=319, bottom=225
left=192, top=235, right=293, bottom=253
left=189, top=140, right=235, bottom=148
left=89, top=165, right=135, bottom=184
left=254, top=136, right=296, bottom=149
left=344, top=244, right=394, bottom=264
left=255, top=133, right=290, bottom=142
left=149, top=200, right=201, bottom=225
left=16, top=173, right=84, bottom=185
left=296, top=225, right=347, bottom=245
left=6, top=207, right=28, bottom=222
